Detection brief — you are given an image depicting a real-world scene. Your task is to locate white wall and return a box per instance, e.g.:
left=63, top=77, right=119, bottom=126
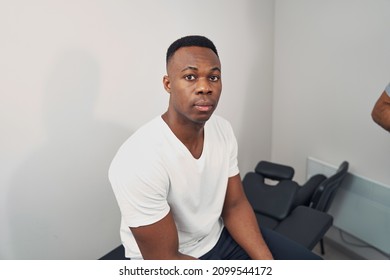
left=0, top=0, right=275, bottom=259
left=273, top=0, right=390, bottom=185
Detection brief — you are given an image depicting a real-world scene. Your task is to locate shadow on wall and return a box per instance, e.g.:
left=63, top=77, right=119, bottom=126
left=7, top=50, right=130, bottom=259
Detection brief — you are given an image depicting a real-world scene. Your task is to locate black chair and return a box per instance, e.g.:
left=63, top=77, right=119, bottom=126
left=309, top=161, right=349, bottom=212
left=99, top=245, right=128, bottom=260
left=308, top=161, right=349, bottom=253
left=243, top=160, right=349, bottom=252
left=254, top=161, right=328, bottom=210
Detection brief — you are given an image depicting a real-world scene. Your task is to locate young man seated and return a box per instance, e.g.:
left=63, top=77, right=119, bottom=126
left=109, top=35, right=322, bottom=260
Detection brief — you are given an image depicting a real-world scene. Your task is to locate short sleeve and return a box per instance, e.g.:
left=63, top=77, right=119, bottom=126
left=109, top=151, right=170, bottom=228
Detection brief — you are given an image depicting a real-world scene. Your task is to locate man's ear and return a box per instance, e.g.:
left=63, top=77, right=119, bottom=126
left=163, top=75, right=171, bottom=93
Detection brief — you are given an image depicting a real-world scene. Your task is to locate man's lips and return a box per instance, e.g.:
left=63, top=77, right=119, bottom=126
left=195, top=105, right=213, bottom=112
left=194, top=102, right=214, bottom=112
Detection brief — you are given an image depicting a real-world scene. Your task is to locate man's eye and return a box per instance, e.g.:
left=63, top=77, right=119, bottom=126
left=209, top=75, right=220, bottom=82
left=185, top=75, right=196, bottom=81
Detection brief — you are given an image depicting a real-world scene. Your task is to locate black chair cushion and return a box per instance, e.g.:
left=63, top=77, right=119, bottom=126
left=254, top=212, right=280, bottom=229
left=274, top=206, right=333, bottom=249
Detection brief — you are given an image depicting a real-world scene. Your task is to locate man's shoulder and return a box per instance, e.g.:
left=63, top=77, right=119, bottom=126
left=110, top=117, right=164, bottom=164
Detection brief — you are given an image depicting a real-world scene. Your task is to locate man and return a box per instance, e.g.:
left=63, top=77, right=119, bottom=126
left=372, top=82, right=390, bottom=132
left=109, top=35, right=321, bottom=260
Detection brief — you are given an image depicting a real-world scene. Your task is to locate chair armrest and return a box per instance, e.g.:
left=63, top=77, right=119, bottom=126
left=294, top=174, right=326, bottom=207
left=254, top=161, right=294, bottom=181
left=243, top=172, right=298, bottom=220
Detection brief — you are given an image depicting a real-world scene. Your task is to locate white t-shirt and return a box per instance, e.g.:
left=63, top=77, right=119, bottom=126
left=108, top=115, right=239, bottom=259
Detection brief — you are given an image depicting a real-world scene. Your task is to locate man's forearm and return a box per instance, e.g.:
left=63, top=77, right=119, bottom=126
left=222, top=199, right=273, bottom=260
left=372, top=91, right=390, bottom=132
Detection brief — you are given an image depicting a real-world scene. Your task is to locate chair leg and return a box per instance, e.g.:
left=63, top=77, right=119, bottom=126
left=320, top=238, right=325, bottom=255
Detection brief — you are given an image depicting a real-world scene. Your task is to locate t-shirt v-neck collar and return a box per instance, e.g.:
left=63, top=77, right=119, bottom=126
left=159, top=116, right=208, bottom=161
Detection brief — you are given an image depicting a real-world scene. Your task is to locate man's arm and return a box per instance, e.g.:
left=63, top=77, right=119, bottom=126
left=221, top=174, right=273, bottom=260
left=130, top=211, right=196, bottom=260
left=372, top=89, right=390, bottom=132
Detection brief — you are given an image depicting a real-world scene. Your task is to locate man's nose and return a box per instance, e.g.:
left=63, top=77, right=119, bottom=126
left=196, top=78, right=212, bottom=95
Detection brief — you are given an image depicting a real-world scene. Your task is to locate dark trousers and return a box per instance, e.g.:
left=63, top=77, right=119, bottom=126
left=200, top=227, right=322, bottom=260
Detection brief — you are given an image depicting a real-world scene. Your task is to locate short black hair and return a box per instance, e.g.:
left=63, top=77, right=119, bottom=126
left=166, top=35, right=219, bottom=66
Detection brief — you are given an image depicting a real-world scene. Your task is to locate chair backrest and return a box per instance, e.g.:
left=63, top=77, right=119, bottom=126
left=309, top=161, right=349, bottom=212
left=243, top=172, right=299, bottom=220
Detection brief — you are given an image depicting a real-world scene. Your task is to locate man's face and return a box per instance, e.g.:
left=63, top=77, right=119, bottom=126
left=163, top=46, right=222, bottom=125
